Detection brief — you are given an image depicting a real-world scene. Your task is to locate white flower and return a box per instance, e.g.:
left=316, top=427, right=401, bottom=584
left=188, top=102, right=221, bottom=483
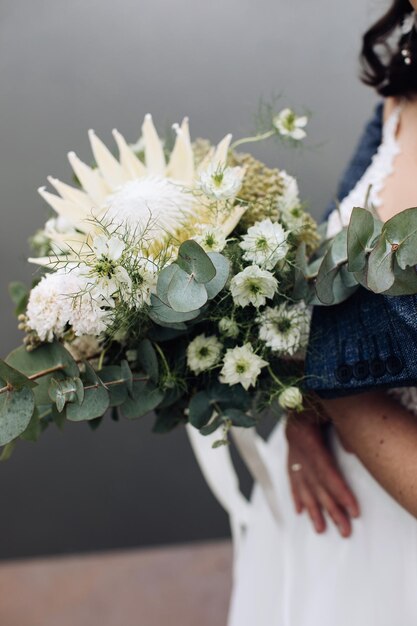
left=198, top=163, right=243, bottom=200
left=26, top=273, right=76, bottom=341
left=239, top=219, right=289, bottom=269
left=257, top=302, right=310, bottom=355
left=219, top=343, right=268, bottom=390
left=278, top=386, right=303, bottom=411
left=194, top=226, right=227, bottom=252
left=277, top=171, right=300, bottom=213
left=273, top=108, right=308, bottom=141
left=130, top=257, right=158, bottom=307
left=82, top=235, right=132, bottom=302
left=230, top=265, right=278, bottom=308
left=187, top=334, right=223, bottom=374
left=218, top=317, right=239, bottom=339
left=26, top=269, right=112, bottom=341
left=44, top=216, right=77, bottom=237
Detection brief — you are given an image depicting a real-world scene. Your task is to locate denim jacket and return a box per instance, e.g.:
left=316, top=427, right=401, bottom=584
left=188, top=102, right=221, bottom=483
left=305, top=102, right=417, bottom=397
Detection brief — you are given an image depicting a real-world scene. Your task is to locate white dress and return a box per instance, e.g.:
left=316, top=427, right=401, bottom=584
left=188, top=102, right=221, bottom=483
left=188, top=104, right=417, bottom=626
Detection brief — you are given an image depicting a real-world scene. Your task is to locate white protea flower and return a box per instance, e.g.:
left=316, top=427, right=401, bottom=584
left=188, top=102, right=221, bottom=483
left=257, top=302, right=310, bottom=355
left=278, top=386, right=303, bottom=411
left=32, top=117, right=246, bottom=266
left=198, top=163, right=243, bottom=200
left=193, top=225, right=227, bottom=252
left=239, top=218, right=289, bottom=269
left=230, top=265, right=278, bottom=308
left=273, top=108, right=308, bottom=141
left=219, top=343, right=268, bottom=390
left=218, top=317, right=239, bottom=339
left=187, top=334, right=223, bottom=374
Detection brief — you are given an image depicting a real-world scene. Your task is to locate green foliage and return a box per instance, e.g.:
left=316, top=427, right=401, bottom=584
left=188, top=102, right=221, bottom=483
left=66, top=363, right=109, bottom=422
left=176, top=240, right=216, bottom=283
left=0, top=381, right=35, bottom=446
left=9, top=282, right=29, bottom=316
left=188, top=382, right=252, bottom=433
left=121, top=379, right=164, bottom=419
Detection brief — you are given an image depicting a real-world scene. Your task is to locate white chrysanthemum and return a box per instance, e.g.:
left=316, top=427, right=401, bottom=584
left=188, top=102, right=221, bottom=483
left=187, top=334, right=223, bottom=374
left=193, top=225, right=227, bottom=252
left=26, top=270, right=112, bottom=341
left=239, top=218, right=289, bottom=269
left=257, top=302, right=310, bottom=355
left=26, top=273, right=76, bottom=341
left=32, top=117, right=246, bottom=267
left=198, top=163, right=243, bottom=200
left=273, top=108, right=308, bottom=141
left=230, top=265, right=278, bottom=308
left=218, top=317, right=239, bottom=339
left=219, top=343, right=268, bottom=390
left=278, top=386, right=303, bottom=411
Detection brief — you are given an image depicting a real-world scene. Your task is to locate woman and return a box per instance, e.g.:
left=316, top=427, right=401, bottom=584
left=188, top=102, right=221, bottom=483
left=228, top=1, right=417, bottom=624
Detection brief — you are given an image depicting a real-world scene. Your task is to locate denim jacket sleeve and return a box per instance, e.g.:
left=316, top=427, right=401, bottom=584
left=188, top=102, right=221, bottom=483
left=322, top=101, right=383, bottom=221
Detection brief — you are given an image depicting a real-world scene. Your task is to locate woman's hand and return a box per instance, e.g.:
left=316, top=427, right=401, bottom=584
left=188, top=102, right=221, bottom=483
left=286, top=413, right=360, bottom=537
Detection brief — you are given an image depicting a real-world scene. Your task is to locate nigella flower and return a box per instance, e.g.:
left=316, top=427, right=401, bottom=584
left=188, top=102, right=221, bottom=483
left=198, top=163, right=243, bottom=200
left=239, top=218, right=289, bottom=269
left=219, top=343, right=268, bottom=390
left=230, top=265, right=278, bottom=308
left=82, top=234, right=132, bottom=302
left=193, top=225, right=227, bottom=252
left=187, top=334, right=223, bottom=375
left=273, top=108, right=308, bottom=141
left=218, top=317, right=239, bottom=339
left=278, top=386, right=304, bottom=411
left=257, top=302, right=310, bottom=355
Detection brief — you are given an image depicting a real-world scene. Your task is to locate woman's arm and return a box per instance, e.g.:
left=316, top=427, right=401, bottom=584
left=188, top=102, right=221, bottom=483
left=323, top=391, right=417, bottom=518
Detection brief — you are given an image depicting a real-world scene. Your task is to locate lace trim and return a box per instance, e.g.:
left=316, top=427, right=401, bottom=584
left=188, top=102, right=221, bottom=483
left=326, top=105, right=403, bottom=239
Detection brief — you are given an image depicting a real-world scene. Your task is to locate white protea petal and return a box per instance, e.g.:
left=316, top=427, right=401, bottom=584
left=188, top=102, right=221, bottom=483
left=166, top=118, right=195, bottom=183
left=67, top=151, right=110, bottom=206
left=88, top=129, right=128, bottom=189
left=38, top=186, right=89, bottom=227
left=112, top=129, right=147, bottom=179
left=219, top=202, right=247, bottom=237
left=141, top=114, right=166, bottom=175
left=212, top=133, right=232, bottom=167
left=47, top=176, right=94, bottom=214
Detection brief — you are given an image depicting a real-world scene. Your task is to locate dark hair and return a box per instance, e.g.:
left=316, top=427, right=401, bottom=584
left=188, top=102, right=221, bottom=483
left=361, top=0, right=417, bottom=97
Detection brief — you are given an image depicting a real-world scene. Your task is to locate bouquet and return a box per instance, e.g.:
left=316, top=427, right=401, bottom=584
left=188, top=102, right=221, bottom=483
left=0, top=106, right=321, bottom=458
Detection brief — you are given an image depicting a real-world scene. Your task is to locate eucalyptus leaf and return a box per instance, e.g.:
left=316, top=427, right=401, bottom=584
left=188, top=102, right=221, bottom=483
left=20, top=408, right=46, bottom=442
left=167, top=268, right=208, bottom=312
left=382, top=260, right=417, bottom=295
left=315, top=230, right=348, bottom=305
left=149, top=294, right=200, bottom=328
left=0, top=381, right=35, bottom=445
left=121, top=379, right=164, bottom=419
left=9, top=281, right=29, bottom=315
left=137, top=339, right=159, bottom=383
left=152, top=405, right=184, bottom=433
left=199, top=415, right=223, bottom=436
left=347, top=207, right=380, bottom=272
left=66, top=363, right=109, bottom=421
left=6, top=343, right=79, bottom=406
left=383, top=206, right=417, bottom=270
left=99, top=366, right=128, bottom=407
left=222, top=408, right=257, bottom=428
left=0, top=360, right=38, bottom=390
left=367, top=237, right=395, bottom=293
left=0, top=441, right=17, bottom=462
left=176, top=240, right=216, bottom=283
left=156, top=264, right=180, bottom=305
left=189, top=391, right=213, bottom=429
left=205, top=252, right=230, bottom=299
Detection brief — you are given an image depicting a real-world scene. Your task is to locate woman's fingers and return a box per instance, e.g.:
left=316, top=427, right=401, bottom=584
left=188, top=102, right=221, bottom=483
left=316, top=485, right=352, bottom=538
left=297, top=478, right=326, bottom=533
left=289, top=474, right=304, bottom=514
left=313, top=446, right=360, bottom=519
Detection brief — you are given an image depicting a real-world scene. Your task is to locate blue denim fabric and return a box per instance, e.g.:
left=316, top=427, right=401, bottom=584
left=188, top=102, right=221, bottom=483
left=304, top=101, right=417, bottom=397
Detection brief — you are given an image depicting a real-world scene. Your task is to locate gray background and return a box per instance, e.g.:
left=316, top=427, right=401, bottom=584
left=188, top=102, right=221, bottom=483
left=0, top=0, right=382, bottom=559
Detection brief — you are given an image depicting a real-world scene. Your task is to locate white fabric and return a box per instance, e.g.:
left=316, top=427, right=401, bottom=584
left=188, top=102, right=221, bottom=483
left=188, top=103, right=417, bottom=625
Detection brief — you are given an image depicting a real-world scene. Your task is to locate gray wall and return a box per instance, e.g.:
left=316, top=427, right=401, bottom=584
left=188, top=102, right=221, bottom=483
left=0, top=0, right=381, bottom=559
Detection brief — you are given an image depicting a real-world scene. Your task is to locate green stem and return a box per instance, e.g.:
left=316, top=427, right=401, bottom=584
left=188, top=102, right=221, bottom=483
left=0, top=364, right=66, bottom=395
left=231, top=130, right=275, bottom=150
left=268, top=366, right=285, bottom=391
left=153, top=343, right=170, bottom=377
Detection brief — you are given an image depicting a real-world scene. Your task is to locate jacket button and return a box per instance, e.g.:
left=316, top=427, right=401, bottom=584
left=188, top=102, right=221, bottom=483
left=353, top=360, right=369, bottom=380
left=386, top=355, right=403, bottom=375
left=369, top=359, right=386, bottom=378
left=335, top=364, right=352, bottom=384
